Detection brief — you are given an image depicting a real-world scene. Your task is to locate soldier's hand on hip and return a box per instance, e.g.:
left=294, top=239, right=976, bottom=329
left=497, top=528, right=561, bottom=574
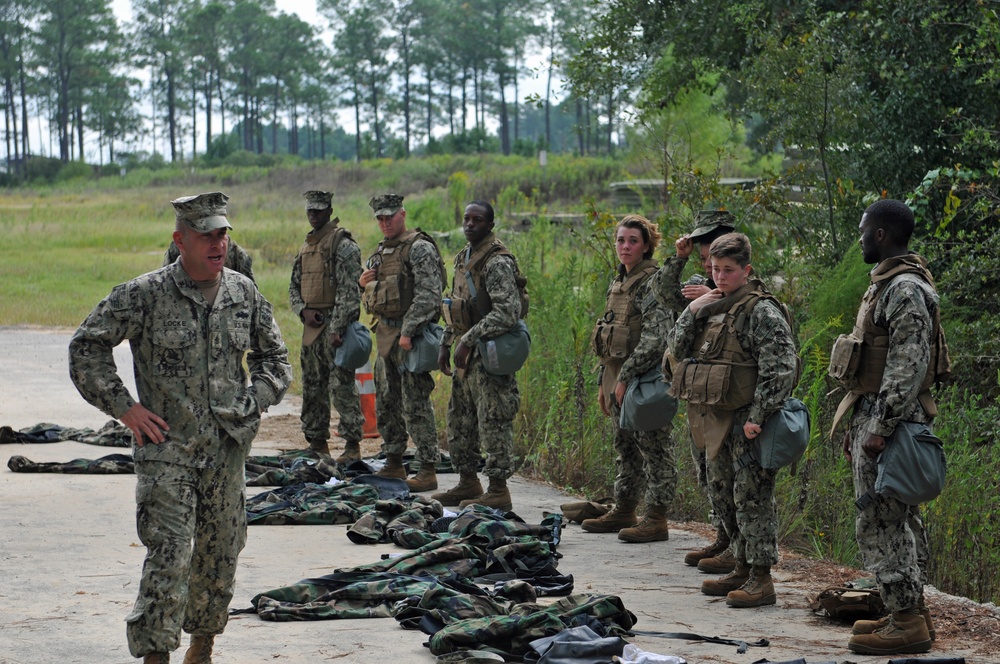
left=120, top=403, right=169, bottom=447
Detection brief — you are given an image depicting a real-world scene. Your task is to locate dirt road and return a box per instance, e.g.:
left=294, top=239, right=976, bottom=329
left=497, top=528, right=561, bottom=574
left=0, top=327, right=996, bottom=663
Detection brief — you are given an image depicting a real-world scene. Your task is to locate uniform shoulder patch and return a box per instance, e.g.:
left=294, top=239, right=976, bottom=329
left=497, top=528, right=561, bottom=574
left=109, top=283, right=133, bottom=311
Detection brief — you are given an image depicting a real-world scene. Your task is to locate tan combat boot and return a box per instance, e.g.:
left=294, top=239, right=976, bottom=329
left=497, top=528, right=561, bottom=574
left=182, top=634, right=214, bottom=664
left=697, top=548, right=738, bottom=574
left=701, top=561, right=750, bottom=596
left=405, top=466, right=438, bottom=492
left=144, top=654, right=169, bottom=664
left=307, top=438, right=330, bottom=455
left=336, top=440, right=361, bottom=464
left=854, top=599, right=935, bottom=641
left=618, top=505, right=669, bottom=543
left=459, top=477, right=513, bottom=512
left=726, top=565, right=776, bottom=608
left=430, top=473, right=483, bottom=506
left=375, top=453, right=407, bottom=479
left=684, top=533, right=730, bottom=566
left=848, top=609, right=932, bottom=655
left=580, top=499, right=638, bottom=534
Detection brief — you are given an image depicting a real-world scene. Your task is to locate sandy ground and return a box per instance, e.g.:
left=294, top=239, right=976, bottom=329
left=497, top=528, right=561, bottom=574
left=1, top=326, right=998, bottom=664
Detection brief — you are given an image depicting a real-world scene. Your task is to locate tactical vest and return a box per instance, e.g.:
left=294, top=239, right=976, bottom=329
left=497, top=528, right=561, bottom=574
left=367, top=229, right=446, bottom=321
left=444, top=233, right=529, bottom=336
left=668, top=280, right=779, bottom=410
left=299, top=222, right=347, bottom=309
left=829, top=254, right=951, bottom=433
left=591, top=260, right=659, bottom=362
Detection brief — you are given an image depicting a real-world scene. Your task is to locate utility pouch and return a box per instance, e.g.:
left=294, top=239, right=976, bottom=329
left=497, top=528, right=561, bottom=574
left=828, top=333, right=862, bottom=382
left=669, top=359, right=731, bottom=406
left=478, top=320, right=531, bottom=375
left=619, top=365, right=678, bottom=432
left=403, top=322, right=444, bottom=373
left=752, top=398, right=810, bottom=469
left=872, top=422, right=946, bottom=506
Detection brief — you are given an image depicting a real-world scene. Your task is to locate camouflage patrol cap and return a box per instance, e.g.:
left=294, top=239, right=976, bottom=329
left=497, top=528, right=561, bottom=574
left=170, top=192, right=231, bottom=233
left=689, top=209, right=736, bottom=242
left=369, top=193, right=404, bottom=217
left=303, top=190, right=333, bottom=210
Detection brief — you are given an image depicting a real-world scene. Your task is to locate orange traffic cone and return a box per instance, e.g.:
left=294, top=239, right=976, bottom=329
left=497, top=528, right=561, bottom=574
left=356, top=361, right=379, bottom=438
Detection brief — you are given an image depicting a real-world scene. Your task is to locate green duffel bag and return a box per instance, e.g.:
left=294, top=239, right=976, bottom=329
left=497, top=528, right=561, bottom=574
left=403, top=322, right=444, bottom=373
left=752, top=397, right=811, bottom=469
left=875, top=421, right=945, bottom=506
left=334, top=321, right=372, bottom=370
left=619, top=365, right=678, bottom=432
left=477, top=319, right=531, bottom=376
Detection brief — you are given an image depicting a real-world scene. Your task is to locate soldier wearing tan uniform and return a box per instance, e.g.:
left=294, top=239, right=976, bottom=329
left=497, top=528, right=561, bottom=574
left=288, top=190, right=364, bottom=460
left=69, top=191, right=292, bottom=664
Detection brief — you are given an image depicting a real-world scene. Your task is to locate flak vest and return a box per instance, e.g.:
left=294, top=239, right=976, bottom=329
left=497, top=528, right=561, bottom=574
left=591, top=260, right=659, bottom=405
left=367, top=229, right=422, bottom=321
left=669, top=279, right=776, bottom=460
left=444, top=233, right=528, bottom=336
left=828, top=254, right=950, bottom=435
left=299, top=222, right=348, bottom=309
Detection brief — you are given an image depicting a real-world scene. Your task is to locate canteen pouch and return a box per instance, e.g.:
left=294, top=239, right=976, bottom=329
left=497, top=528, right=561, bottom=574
left=828, top=333, right=862, bottom=382
left=620, top=366, right=679, bottom=432
left=754, top=398, right=811, bottom=469
left=478, top=320, right=531, bottom=375
left=403, top=322, right=444, bottom=373
left=334, top=321, right=372, bottom=370
left=873, top=422, right=946, bottom=506
left=442, top=296, right=472, bottom=330
left=668, top=359, right=731, bottom=406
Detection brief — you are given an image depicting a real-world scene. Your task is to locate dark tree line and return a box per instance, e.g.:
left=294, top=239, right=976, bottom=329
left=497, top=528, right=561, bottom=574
left=1, top=0, right=627, bottom=171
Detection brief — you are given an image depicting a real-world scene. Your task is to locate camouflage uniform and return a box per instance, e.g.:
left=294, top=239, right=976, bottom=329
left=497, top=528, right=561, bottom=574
left=365, top=233, right=443, bottom=468
left=164, top=238, right=256, bottom=283
left=69, top=235, right=292, bottom=657
left=843, top=256, right=939, bottom=612
left=289, top=217, right=364, bottom=448
left=441, top=234, right=523, bottom=480
left=667, top=280, right=797, bottom=566
left=596, top=262, right=678, bottom=510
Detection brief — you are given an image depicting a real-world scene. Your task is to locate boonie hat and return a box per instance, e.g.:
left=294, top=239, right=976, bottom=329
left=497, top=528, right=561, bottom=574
left=369, top=193, right=404, bottom=217
left=688, top=209, right=735, bottom=242
left=171, top=192, right=231, bottom=233
left=303, top=190, right=333, bottom=210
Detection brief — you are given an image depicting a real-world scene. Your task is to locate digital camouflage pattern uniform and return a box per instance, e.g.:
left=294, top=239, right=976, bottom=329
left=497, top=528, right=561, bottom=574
left=594, top=260, right=678, bottom=510
left=441, top=233, right=523, bottom=481
left=289, top=204, right=364, bottom=449
left=69, top=237, right=292, bottom=658
left=364, top=224, right=444, bottom=469
left=839, top=255, right=940, bottom=612
left=164, top=238, right=256, bottom=283
left=667, top=279, right=797, bottom=567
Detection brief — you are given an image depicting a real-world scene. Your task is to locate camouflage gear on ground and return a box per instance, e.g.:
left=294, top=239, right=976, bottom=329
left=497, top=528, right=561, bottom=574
left=127, top=455, right=247, bottom=657
left=69, top=258, right=292, bottom=658
left=0, top=420, right=133, bottom=446
left=845, top=257, right=941, bottom=613
left=163, top=239, right=255, bottom=283
left=244, top=452, right=341, bottom=486
left=7, top=452, right=134, bottom=473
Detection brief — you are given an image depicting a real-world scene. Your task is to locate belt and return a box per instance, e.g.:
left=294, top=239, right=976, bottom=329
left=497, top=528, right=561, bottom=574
left=379, top=316, right=404, bottom=328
